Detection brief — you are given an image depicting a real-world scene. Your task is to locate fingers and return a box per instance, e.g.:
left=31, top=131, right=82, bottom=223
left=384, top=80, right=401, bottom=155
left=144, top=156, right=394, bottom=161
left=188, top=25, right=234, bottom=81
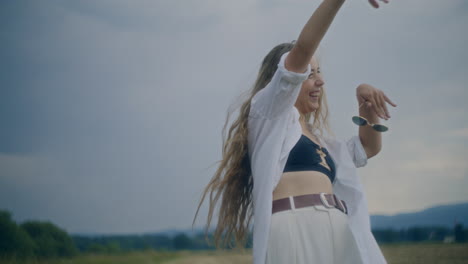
left=358, top=87, right=396, bottom=120
left=377, top=94, right=390, bottom=119
left=383, top=93, right=397, bottom=107
left=368, top=0, right=379, bottom=8
left=374, top=96, right=387, bottom=120
left=367, top=92, right=389, bottom=120
left=369, top=0, right=389, bottom=9
left=383, top=97, right=391, bottom=119
left=368, top=97, right=383, bottom=119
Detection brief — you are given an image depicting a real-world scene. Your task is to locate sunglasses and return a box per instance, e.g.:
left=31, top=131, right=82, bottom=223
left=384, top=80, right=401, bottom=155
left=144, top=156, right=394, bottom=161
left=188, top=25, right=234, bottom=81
left=352, top=116, right=388, bottom=132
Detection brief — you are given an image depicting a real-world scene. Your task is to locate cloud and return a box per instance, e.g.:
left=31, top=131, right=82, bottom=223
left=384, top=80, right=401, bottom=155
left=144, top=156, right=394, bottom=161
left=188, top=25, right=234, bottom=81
left=0, top=153, right=53, bottom=183
left=448, top=128, right=468, bottom=137
left=401, top=157, right=467, bottom=178
left=1, top=0, right=467, bottom=233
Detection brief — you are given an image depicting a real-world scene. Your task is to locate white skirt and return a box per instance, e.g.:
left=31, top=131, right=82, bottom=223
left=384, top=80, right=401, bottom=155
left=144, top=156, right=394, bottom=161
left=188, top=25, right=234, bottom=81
left=266, top=197, right=364, bottom=264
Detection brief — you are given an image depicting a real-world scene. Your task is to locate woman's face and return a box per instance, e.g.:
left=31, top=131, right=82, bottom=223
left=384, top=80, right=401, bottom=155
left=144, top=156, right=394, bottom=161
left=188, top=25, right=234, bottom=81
left=294, top=56, right=324, bottom=115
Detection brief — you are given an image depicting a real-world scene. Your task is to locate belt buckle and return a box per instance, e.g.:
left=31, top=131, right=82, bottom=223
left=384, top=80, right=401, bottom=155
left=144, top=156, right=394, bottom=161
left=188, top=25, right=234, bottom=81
left=319, top=192, right=335, bottom=209
left=336, top=198, right=347, bottom=214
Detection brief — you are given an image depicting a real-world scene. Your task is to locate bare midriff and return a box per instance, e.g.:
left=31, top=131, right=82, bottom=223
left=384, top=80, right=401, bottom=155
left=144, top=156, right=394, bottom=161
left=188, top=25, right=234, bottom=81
left=272, top=171, right=333, bottom=201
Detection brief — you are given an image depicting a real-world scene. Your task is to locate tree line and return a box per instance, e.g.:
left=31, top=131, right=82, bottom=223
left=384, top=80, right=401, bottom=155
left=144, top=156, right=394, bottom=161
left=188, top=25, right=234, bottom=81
left=1, top=209, right=466, bottom=260
left=373, top=224, right=467, bottom=243
left=0, top=210, right=78, bottom=259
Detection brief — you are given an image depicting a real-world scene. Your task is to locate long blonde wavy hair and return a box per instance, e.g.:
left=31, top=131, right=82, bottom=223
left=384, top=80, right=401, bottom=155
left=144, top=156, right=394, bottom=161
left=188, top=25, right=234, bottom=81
left=192, top=42, right=332, bottom=249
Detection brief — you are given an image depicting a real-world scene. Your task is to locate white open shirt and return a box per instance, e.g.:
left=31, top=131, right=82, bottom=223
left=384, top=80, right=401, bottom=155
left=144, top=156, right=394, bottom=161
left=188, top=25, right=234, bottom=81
left=247, top=52, right=387, bottom=264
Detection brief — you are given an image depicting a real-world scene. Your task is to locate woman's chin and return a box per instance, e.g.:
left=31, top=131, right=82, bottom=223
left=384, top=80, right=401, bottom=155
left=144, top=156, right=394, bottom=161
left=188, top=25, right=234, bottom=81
left=297, top=103, right=320, bottom=115
left=308, top=103, right=319, bottom=113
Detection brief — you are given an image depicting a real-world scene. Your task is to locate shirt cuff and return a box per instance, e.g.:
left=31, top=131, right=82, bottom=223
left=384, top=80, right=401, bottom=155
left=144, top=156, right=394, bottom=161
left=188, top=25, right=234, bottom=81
left=277, top=51, right=311, bottom=85
left=347, top=135, right=368, bottom=168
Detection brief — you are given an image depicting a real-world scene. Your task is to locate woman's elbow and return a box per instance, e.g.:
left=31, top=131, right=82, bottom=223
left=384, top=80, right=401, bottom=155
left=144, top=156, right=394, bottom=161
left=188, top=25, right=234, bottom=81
left=364, top=145, right=381, bottom=159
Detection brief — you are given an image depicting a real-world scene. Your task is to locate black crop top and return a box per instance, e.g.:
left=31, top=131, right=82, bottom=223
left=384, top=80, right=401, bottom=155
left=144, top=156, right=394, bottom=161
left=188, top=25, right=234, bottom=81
left=283, top=134, right=337, bottom=184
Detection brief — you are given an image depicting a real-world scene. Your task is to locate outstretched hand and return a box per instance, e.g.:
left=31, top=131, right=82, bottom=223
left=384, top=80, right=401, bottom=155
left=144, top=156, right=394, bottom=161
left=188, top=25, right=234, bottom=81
left=356, top=84, right=397, bottom=120
left=368, top=0, right=389, bottom=9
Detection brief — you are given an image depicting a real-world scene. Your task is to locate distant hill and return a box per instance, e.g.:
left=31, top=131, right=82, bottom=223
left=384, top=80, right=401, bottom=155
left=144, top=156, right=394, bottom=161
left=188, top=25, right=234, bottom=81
left=370, top=202, right=468, bottom=229
left=71, top=202, right=468, bottom=238
left=161, top=202, right=468, bottom=236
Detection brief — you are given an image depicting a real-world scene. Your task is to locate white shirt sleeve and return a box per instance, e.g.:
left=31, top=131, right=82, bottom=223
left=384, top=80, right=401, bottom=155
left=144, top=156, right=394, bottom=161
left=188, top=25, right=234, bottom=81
left=346, top=135, right=368, bottom=168
left=250, top=51, right=311, bottom=119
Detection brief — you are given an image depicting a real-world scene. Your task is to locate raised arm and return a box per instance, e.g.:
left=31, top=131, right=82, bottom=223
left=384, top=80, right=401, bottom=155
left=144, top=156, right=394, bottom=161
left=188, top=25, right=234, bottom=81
left=356, top=83, right=397, bottom=158
left=285, top=0, right=346, bottom=73
left=285, top=0, right=389, bottom=73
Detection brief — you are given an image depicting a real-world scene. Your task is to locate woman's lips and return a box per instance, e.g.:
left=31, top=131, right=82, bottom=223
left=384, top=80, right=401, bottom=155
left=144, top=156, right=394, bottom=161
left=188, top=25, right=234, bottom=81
left=309, top=91, right=320, bottom=99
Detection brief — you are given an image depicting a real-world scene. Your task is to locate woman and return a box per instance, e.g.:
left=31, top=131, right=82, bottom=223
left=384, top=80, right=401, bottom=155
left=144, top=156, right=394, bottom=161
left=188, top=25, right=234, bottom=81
left=193, top=0, right=395, bottom=263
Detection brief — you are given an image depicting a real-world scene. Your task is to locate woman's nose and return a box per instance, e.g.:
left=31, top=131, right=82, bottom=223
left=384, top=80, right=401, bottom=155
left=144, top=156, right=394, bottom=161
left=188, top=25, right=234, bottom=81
left=315, top=79, right=324, bottom=86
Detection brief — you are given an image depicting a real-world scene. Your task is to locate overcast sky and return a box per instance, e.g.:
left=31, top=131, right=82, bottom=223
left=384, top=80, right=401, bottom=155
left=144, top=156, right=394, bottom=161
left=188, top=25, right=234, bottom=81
left=1, top=0, right=467, bottom=235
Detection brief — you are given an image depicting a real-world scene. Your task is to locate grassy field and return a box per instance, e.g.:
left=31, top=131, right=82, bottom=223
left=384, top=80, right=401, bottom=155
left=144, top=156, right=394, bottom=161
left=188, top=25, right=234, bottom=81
left=380, top=243, right=468, bottom=264
left=1, top=243, right=467, bottom=264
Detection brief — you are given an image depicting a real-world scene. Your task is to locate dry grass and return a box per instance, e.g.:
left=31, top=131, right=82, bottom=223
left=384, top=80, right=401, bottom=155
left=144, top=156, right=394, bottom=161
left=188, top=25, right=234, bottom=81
left=0, top=250, right=180, bottom=264
left=1, top=243, right=467, bottom=264
left=381, top=243, right=468, bottom=264
left=167, top=243, right=468, bottom=264
left=164, top=249, right=251, bottom=264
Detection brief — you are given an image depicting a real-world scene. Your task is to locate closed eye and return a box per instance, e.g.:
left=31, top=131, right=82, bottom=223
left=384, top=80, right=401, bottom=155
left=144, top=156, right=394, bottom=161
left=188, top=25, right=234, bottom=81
left=308, top=68, right=321, bottom=78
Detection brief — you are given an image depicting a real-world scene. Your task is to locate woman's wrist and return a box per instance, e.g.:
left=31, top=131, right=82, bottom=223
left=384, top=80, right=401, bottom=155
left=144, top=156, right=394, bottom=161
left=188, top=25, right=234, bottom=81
left=329, top=0, right=346, bottom=4
left=323, top=0, right=346, bottom=11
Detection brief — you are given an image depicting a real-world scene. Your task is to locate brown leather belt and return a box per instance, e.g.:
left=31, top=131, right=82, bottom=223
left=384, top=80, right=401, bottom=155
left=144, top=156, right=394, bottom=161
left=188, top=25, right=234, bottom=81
left=272, top=193, right=348, bottom=215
